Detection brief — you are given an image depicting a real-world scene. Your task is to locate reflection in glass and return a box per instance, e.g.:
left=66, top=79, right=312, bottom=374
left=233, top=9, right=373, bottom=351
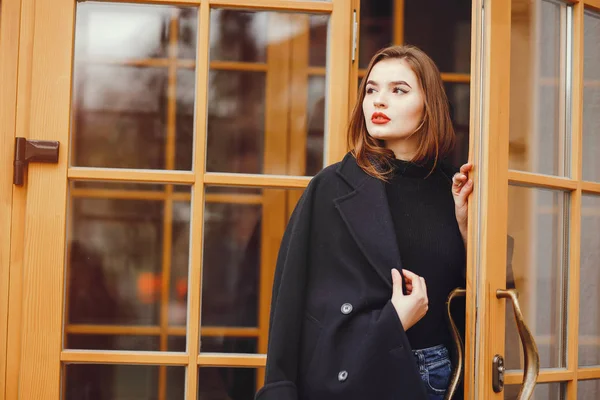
left=198, top=368, right=264, bottom=400
left=206, top=70, right=266, bottom=174
left=579, top=195, right=600, bottom=367
left=71, top=2, right=197, bottom=170
left=505, top=186, right=568, bottom=369
left=508, top=0, right=569, bottom=176
left=359, top=0, right=471, bottom=72
left=444, top=83, right=471, bottom=166
left=168, top=336, right=186, bottom=352
left=201, top=194, right=261, bottom=328
left=582, top=10, right=600, bottom=182
left=209, top=9, right=267, bottom=63
left=504, top=382, right=563, bottom=399
left=201, top=187, right=303, bottom=354
left=307, top=76, right=326, bottom=176
left=206, top=9, right=328, bottom=176
left=359, top=0, right=394, bottom=69
left=64, top=365, right=184, bottom=400
left=578, top=380, right=600, bottom=400
left=404, top=0, right=471, bottom=73
left=66, top=335, right=159, bottom=351
left=309, top=15, right=328, bottom=67
left=65, top=182, right=191, bottom=351
left=201, top=336, right=257, bottom=354
left=208, top=7, right=329, bottom=63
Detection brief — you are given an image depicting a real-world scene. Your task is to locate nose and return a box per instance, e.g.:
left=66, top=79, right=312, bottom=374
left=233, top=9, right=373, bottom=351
left=373, top=92, right=387, bottom=109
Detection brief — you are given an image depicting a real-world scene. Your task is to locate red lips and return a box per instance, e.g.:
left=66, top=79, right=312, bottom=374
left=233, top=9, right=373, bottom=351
left=371, top=112, right=390, bottom=124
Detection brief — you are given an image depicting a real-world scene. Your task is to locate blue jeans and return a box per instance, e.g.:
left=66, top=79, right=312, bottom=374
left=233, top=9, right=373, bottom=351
left=412, top=344, right=453, bottom=400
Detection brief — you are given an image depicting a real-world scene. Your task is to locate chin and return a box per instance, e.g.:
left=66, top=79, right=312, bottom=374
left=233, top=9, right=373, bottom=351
left=367, top=126, right=391, bottom=139
left=367, top=128, right=412, bottom=142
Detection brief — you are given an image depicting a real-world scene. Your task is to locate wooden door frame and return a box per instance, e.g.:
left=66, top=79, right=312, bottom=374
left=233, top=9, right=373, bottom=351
left=0, top=0, right=23, bottom=397
left=468, top=0, right=511, bottom=397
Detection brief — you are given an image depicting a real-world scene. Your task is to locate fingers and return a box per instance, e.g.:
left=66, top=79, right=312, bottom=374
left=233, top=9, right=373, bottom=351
left=391, top=268, right=404, bottom=297
left=401, top=268, right=418, bottom=284
left=402, top=269, right=422, bottom=294
left=401, top=270, right=428, bottom=299
left=460, top=163, right=473, bottom=175
left=452, top=173, right=468, bottom=186
left=452, top=163, right=474, bottom=195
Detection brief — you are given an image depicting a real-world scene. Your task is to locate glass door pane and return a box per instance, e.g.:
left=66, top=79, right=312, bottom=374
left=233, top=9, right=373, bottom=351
left=508, top=0, right=570, bottom=176
left=582, top=9, right=600, bottom=182
left=505, top=186, right=568, bottom=370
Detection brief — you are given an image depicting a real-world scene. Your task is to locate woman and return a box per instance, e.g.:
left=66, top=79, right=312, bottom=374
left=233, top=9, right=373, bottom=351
left=255, top=45, right=473, bottom=400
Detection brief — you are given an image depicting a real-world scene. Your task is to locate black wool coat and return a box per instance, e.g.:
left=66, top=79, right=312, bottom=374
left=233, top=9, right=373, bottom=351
left=255, top=152, right=439, bottom=400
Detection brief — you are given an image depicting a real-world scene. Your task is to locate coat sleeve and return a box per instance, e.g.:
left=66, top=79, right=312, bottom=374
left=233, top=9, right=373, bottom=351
left=255, top=182, right=315, bottom=400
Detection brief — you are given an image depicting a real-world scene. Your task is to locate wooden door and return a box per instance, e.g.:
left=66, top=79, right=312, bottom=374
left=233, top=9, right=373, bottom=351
left=471, top=0, right=600, bottom=398
left=4, top=0, right=353, bottom=398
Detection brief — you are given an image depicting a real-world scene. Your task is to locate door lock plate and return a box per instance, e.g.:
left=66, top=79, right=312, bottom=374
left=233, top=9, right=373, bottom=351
left=492, top=354, right=505, bottom=393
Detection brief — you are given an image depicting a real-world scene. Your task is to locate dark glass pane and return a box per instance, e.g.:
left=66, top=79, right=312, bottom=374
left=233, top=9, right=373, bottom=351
left=359, top=0, right=394, bottom=68
left=64, top=365, right=184, bottom=400
left=201, top=197, right=261, bottom=327
left=66, top=335, right=159, bottom=351
left=404, top=0, right=471, bottom=73
left=309, top=14, right=328, bottom=67
left=198, top=368, right=262, bottom=400
left=201, top=336, right=257, bottom=354
left=206, top=9, right=329, bottom=176
left=66, top=183, right=191, bottom=350
left=168, top=335, right=187, bottom=352
left=307, top=75, right=326, bottom=175
left=444, top=82, right=470, bottom=166
left=206, top=70, right=266, bottom=174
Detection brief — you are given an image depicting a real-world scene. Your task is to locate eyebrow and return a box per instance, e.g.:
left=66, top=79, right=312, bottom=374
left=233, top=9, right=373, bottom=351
left=366, top=80, right=412, bottom=89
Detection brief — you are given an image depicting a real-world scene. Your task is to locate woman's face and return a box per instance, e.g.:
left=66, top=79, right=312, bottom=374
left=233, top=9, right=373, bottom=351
left=362, top=58, right=425, bottom=145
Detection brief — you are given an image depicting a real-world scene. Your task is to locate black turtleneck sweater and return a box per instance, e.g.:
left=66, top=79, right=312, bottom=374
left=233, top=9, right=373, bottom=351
left=385, top=158, right=466, bottom=350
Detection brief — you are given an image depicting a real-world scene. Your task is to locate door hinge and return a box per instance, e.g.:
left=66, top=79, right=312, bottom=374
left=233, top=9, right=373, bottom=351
left=352, top=10, right=358, bottom=62
left=13, top=137, right=60, bottom=186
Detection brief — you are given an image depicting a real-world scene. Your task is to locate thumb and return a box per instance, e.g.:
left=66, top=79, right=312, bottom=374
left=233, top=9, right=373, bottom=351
left=391, top=269, right=404, bottom=296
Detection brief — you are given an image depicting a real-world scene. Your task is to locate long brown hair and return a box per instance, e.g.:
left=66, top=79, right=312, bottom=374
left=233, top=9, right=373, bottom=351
left=348, top=45, right=455, bottom=180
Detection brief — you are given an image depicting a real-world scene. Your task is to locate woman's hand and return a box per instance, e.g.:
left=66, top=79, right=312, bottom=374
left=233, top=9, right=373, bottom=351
left=390, top=268, right=428, bottom=331
left=452, top=163, right=474, bottom=247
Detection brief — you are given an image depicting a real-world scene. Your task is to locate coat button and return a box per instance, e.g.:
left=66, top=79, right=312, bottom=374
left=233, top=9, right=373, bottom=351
left=341, top=303, right=353, bottom=314
left=338, top=370, right=348, bottom=382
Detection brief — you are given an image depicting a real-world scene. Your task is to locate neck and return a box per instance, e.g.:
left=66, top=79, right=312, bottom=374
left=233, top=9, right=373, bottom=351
left=384, top=135, right=420, bottom=161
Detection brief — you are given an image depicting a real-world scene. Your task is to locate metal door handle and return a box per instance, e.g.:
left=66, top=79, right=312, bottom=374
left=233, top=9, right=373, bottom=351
left=445, top=288, right=466, bottom=400
left=445, top=288, right=540, bottom=399
left=497, top=288, right=540, bottom=400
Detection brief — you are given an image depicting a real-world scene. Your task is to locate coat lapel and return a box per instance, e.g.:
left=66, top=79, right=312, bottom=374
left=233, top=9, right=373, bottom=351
left=334, top=154, right=402, bottom=289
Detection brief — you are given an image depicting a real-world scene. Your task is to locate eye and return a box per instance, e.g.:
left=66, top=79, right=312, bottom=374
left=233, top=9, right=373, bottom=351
left=393, top=87, right=408, bottom=94
left=366, top=87, right=375, bottom=94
